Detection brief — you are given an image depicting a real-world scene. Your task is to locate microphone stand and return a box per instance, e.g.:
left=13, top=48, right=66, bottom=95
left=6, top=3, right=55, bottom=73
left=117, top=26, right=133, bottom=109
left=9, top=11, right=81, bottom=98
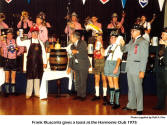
left=66, top=0, right=71, bottom=45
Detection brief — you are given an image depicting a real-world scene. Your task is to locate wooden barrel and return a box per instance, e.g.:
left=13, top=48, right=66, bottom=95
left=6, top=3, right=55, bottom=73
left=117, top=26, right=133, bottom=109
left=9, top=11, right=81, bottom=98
left=49, top=49, right=68, bottom=71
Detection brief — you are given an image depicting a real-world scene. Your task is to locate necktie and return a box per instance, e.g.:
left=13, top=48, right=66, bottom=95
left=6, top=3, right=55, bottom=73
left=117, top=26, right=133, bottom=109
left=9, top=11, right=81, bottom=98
left=132, top=39, right=135, bottom=43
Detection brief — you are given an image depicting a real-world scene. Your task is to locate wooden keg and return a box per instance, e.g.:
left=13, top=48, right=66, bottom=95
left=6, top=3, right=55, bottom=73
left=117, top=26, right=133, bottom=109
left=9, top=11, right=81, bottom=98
left=49, top=49, right=68, bottom=71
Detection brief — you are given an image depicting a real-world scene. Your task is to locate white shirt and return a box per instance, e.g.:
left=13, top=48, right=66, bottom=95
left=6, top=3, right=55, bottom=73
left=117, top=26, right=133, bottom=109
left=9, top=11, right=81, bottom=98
left=105, top=43, right=123, bottom=61
left=16, top=37, right=47, bottom=64
left=74, top=40, right=78, bottom=47
left=140, top=21, right=151, bottom=30
left=66, top=43, right=73, bottom=57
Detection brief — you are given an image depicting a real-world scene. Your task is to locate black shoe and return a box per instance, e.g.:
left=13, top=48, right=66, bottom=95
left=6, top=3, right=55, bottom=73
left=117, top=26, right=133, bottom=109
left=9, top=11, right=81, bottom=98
left=136, top=111, right=143, bottom=115
left=68, top=90, right=73, bottom=96
left=4, top=93, right=10, bottom=97
left=153, top=106, right=165, bottom=110
left=80, top=97, right=86, bottom=101
left=110, top=102, right=114, bottom=106
left=103, top=96, right=110, bottom=105
left=13, top=93, right=19, bottom=96
left=112, top=104, right=120, bottom=109
left=91, top=96, right=100, bottom=101
left=73, top=96, right=81, bottom=100
left=11, top=84, right=18, bottom=96
left=4, top=83, right=10, bottom=97
left=69, top=90, right=77, bottom=96
left=122, top=107, right=136, bottom=111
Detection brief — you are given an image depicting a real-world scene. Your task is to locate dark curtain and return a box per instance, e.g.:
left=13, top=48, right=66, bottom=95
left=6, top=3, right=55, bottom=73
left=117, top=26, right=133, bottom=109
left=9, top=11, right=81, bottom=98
left=0, top=0, right=165, bottom=41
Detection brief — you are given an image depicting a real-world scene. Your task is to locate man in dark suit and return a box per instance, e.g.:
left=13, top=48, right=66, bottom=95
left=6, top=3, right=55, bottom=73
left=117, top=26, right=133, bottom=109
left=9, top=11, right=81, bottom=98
left=153, top=27, right=167, bottom=110
left=67, top=32, right=90, bottom=101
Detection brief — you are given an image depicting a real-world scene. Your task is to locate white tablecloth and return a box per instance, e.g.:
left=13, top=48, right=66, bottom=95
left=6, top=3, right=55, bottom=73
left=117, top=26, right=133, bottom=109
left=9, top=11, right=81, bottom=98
left=40, top=70, right=72, bottom=100
left=0, top=68, right=5, bottom=86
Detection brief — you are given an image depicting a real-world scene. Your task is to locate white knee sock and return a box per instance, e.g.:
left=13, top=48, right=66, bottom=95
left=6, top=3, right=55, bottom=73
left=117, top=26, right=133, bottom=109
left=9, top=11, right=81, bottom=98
left=103, top=87, right=107, bottom=96
left=95, top=86, right=99, bottom=97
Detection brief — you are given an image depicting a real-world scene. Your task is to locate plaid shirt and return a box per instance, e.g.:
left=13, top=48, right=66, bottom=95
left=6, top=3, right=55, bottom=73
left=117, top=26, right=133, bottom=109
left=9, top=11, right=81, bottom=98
left=1, top=39, right=24, bottom=59
left=28, top=24, right=48, bottom=43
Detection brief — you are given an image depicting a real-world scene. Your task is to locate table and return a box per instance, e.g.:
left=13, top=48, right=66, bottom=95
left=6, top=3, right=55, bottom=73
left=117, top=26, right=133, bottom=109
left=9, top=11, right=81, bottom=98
left=40, top=70, right=72, bottom=100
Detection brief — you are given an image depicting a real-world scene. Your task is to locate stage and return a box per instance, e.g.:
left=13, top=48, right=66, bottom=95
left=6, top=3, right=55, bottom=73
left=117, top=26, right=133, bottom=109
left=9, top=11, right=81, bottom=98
left=0, top=94, right=166, bottom=115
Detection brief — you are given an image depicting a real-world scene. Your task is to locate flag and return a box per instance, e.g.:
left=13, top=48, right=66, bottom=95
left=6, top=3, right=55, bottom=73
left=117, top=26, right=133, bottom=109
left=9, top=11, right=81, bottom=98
left=5, top=0, right=12, bottom=4
left=121, top=0, right=127, bottom=9
left=82, top=0, right=86, bottom=5
left=27, top=0, right=31, bottom=4
left=99, top=0, right=110, bottom=4
left=139, top=0, right=148, bottom=8
left=158, top=0, right=165, bottom=12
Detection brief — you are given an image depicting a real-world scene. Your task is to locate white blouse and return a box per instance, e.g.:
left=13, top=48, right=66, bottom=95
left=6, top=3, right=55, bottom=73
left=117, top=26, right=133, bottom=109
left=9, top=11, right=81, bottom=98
left=105, top=43, right=123, bottom=61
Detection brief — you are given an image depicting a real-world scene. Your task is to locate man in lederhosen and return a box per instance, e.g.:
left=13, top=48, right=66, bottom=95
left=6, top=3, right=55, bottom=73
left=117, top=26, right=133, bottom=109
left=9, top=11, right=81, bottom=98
left=17, top=26, right=47, bottom=99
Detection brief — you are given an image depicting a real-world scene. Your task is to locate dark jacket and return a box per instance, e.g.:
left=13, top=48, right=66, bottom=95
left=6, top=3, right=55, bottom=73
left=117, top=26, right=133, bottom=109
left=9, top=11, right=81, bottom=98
left=69, top=40, right=90, bottom=71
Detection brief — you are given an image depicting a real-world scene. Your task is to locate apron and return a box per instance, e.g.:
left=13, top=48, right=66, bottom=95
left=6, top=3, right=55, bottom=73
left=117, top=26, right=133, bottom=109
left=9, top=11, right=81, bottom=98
left=26, top=39, right=43, bottom=79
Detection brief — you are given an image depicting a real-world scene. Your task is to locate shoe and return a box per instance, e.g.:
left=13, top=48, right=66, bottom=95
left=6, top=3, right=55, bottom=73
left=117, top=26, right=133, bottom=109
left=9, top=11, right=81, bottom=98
left=41, top=98, right=48, bottom=101
left=110, top=102, right=114, bottom=106
left=122, top=107, right=136, bottom=111
left=26, top=96, right=31, bottom=99
left=68, top=90, right=77, bottom=96
left=112, top=104, right=120, bottom=109
left=91, top=96, right=100, bottom=101
left=13, top=93, right=19, bottom=96
left=80, top=97, right=86, bottom=101
left=4, top=83, right=10, bottom=97
left=11, top=84, right=19, bottom=96
left=103, top=96, right=110, bottom=105
left=4, top=93, right=10, bottom=97
left=136, top=111, right=143, bottom=115
left=68, top=90, right=73, bottom=96
left=73, top=96, right=81, bottom=100
left=34, top=95, right=40, bottom=98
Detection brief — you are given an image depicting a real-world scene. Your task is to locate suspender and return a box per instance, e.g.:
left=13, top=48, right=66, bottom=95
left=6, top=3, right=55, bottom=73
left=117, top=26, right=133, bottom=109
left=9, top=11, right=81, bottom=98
left=106, top=44, right=118, bottom=60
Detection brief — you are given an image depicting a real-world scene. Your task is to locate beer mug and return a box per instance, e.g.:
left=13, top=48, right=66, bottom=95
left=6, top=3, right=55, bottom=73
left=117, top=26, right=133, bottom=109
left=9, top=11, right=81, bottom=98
left=152, top=37, right=158, bottom=46
left=88, top=43, right=93, bottom=54
left=19, top=29, right=23, bottom=37
left=95, top=41, right=101, bottom=50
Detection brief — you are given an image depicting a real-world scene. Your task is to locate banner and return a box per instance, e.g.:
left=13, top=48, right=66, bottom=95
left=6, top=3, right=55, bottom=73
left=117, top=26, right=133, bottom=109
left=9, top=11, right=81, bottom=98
left=99, top=0, right=110, bottom=4
left=5, top=0, right=12, bottom=4
left=158, top=0, right=165, bottom=11
left=139, top=0, right=148, bottom=8
left=121, top=0, right=127, bottom=9
left=82, top=0, right=86, bottom=5
left=27, top=0, right=31, bottom=4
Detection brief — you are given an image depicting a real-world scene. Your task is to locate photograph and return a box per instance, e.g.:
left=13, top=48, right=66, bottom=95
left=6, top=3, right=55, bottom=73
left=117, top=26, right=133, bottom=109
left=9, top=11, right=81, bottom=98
left=0, top=0, right=167, bottom=124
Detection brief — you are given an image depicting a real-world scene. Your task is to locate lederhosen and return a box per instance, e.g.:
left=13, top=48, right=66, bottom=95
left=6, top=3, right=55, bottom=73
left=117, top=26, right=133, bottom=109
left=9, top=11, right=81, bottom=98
left=3, top=40, right=17, bottom=71
left=26, top=39, right=43, bottom=79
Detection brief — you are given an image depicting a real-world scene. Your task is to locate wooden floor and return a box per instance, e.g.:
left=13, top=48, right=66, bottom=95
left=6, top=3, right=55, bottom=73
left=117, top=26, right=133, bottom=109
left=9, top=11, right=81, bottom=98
left=0, top=94, right=166, bottom=115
